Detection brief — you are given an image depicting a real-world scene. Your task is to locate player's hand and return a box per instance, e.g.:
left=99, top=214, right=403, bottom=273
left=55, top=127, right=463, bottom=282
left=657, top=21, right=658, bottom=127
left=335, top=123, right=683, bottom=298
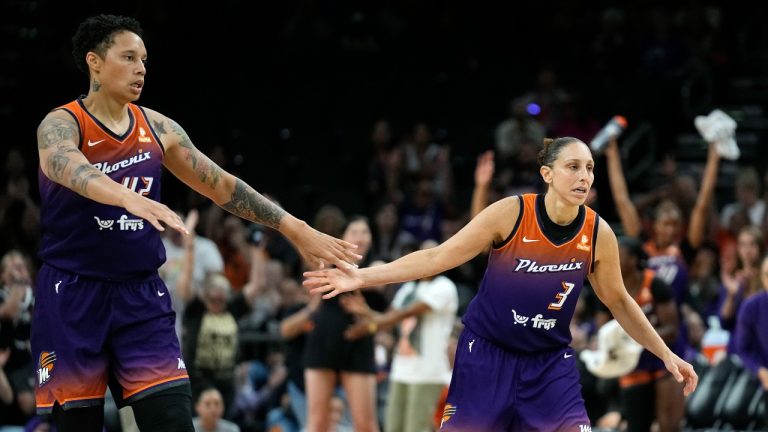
left=474, top=150, right=495, bottom=187
left=122, top=193, right=188, bottom=235
left=294, top=224, right=361, bottom=270
left=664, top=353, right=698, bottom=396
left=303, top=265, right=363, bottom=299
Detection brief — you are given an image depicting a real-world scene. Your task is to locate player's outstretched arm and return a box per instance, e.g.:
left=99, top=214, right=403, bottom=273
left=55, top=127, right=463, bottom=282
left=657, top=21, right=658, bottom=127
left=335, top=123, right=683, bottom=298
left=588, top=219, right=698, bottom=396
left=150, top=110, right=359, bottom=269
left=304, top=195, right=519, bottom=298
left=37, top=111, right=187, bottom=234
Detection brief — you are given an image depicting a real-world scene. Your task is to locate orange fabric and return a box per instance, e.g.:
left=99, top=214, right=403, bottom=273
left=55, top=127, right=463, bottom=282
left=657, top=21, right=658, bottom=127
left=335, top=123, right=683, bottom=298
left=433, top=385, right=450, bottom=429
left=57, top=100, right=164, bottom=162
left=497, top=194, right=598, bottom=273
left=619, top=369, right=666, bottom=388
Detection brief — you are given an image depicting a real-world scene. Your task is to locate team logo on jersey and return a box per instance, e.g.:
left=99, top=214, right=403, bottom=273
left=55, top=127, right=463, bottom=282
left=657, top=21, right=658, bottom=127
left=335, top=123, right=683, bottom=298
left=511, top=309, right=557, bottom=330
left=580, top=425, right=592, bottom=432
left=138, top=127, right=152, bottom=143
left=92, top=151, right=151, bottom=174
left=441, top=403, right=457, bottom=427
left=94, top=215, right=144, bottom=231
left=37, top=351, right=56, bottom=387
left=513, top=258, right=583, bottom=273
left=577, top=234, right=591, bottom=252
left=94, top=216, right=115, bottom=230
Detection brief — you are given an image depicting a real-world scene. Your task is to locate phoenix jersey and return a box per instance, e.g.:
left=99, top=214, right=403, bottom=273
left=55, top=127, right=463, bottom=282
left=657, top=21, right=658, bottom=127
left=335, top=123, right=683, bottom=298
left=38, top=98, right=165, bottom=281
left=463, top=193, right=599, bottom=353
left=643, top=240, right=689, bottom=306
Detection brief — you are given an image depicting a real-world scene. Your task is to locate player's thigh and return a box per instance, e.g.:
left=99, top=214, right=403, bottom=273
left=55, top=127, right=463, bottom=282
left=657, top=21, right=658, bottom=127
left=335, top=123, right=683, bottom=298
left=440, top=329, right=516, bottom=431
left=109, top=278, right=188, bottom=407
left=514, top=347, right=591, bottom=432
left=32, top=265, right=110, bottom=413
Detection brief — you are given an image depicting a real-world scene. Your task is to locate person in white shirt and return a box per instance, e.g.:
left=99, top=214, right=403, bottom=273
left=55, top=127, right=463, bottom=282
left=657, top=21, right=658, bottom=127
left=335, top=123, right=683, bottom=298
left=342, top=240, right=458, bottom=432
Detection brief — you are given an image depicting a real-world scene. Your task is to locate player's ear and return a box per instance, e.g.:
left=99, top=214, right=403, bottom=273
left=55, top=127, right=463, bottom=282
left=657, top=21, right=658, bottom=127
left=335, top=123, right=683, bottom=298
left=540, top=165, right=553, bottom=184
left=86, top=51, right=102, bottom=74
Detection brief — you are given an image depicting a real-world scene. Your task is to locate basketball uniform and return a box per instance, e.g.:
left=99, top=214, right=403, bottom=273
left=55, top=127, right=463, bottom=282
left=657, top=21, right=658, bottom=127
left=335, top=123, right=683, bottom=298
left=643, top=241, right=689, bottom=307
left=441, top=194, right=597, bottom=431
left=33, top=97, right=188, bottom=413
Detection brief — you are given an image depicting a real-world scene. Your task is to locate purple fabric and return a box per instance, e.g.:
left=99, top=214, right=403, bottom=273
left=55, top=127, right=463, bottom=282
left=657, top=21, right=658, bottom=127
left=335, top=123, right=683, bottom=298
left=440, top=327, right=589, bottom=431
left=734, top=291, right=768, bottom=376
left=32, top=264, right=186, bottom=411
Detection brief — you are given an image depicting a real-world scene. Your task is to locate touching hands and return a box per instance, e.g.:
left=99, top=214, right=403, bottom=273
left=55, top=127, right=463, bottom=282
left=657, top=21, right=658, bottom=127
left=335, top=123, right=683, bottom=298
left=295, top=224, right=361, bottom=270
left=303, top=265, right=363, bottom=299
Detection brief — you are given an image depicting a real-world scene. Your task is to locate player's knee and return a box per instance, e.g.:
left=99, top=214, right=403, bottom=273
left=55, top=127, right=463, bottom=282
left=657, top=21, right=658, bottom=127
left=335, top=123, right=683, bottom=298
left=131, top=384, right=194, bottom=432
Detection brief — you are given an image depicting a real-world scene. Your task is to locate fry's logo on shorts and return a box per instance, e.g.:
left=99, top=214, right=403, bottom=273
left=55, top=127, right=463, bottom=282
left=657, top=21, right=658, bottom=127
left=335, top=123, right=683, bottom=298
left=441, top=403, right=457, bottom=427
left=37, top=351, right=57, bottom=387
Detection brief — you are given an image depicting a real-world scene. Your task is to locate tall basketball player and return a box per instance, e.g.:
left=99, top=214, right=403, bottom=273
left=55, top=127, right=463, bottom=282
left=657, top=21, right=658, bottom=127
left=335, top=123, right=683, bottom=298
left=304, top=137, right=698, bottom=431
left=34, top=14, right=359, bottom=432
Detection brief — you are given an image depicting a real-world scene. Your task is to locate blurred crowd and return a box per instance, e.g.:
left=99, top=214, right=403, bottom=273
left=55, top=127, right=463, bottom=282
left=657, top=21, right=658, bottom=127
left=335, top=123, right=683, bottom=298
left=2, top=85, right=768, bottom=431
left=2, top=5, right=768, bottom=418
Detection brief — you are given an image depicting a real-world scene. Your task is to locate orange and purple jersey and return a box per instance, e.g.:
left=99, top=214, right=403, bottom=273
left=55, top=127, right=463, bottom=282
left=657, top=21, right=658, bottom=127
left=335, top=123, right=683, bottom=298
left=462, top=193, right=599, bottom=353
left=38, top=97, right=165, bottom=280
left=643, top=240, right=689, bottom=306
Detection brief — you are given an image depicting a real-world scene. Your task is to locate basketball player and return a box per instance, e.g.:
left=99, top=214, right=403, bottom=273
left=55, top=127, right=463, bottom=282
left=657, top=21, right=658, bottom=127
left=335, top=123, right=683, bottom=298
left=34, top=14, right=358, bottom=432
left=304, top=137, right=698, bottom=431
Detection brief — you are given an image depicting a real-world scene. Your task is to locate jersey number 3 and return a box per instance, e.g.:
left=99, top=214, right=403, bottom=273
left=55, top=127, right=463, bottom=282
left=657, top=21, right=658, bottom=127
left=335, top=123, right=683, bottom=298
left=548, top=281, right=574, bottom=310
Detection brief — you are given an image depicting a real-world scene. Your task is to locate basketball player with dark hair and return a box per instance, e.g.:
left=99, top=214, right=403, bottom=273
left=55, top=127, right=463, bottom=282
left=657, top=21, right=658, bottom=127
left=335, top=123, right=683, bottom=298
left=34, top=14, right=359, bottom=432
left=305, top=137, right=698, bottom=431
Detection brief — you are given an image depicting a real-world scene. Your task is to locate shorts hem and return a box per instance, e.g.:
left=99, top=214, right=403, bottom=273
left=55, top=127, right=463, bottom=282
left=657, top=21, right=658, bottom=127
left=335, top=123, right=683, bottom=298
left=36, top=397, right=105, bottom=414
left=122, top=376, right=189, bottom=408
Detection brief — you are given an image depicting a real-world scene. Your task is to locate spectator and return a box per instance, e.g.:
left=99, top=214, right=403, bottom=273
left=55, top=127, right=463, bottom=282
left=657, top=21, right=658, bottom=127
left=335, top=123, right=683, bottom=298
left=193, top=387, right=240, bottom=432
left=304, top=216, right=380, bottom=432
left=733, top=253, right=768, bottom=426
left=342, top=239, right=458, bottom=432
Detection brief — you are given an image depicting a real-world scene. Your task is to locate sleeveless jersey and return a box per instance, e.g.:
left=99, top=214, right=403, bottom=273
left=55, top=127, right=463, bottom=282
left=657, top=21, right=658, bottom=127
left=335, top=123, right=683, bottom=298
left=643, top=240, right=689, bottom=306
left=462, top=193, right=599, bottom=353
left=38, top=98, right=166, bottom=281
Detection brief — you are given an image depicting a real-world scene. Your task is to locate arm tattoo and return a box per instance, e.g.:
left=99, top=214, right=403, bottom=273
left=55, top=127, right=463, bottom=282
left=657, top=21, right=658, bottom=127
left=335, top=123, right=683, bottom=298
left=221, top=179, right=286, bottom=229
left=37, top=117, right=77, bottom=150
left=46, top=153, right=70, bottom=182
left=152, top=119, right=167, bottom=135
left=69, top=163, right=103, bottom=195
left=39, top=116, right=105, bottom=196
left=169, top=120, right=222, bottom=189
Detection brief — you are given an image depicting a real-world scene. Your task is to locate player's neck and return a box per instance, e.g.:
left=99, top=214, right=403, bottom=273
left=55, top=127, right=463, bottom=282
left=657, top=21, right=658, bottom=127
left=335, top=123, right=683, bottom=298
left=543, top=192, right=579, bottom=225
left=82, top=92, right=130, bottom=130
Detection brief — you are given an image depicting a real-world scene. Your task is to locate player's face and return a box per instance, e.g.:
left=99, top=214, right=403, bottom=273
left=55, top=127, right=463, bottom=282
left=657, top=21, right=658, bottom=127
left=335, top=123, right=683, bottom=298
left=93, top=31, right=146, bottom=103
left=544, top=142, right=594, bottom=206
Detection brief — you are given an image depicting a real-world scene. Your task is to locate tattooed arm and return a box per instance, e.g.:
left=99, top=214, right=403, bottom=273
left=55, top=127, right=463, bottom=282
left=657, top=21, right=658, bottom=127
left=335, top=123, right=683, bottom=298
left=147, top=108, right=360, bottom=268
left=36, top=110, right=186, bottom=233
